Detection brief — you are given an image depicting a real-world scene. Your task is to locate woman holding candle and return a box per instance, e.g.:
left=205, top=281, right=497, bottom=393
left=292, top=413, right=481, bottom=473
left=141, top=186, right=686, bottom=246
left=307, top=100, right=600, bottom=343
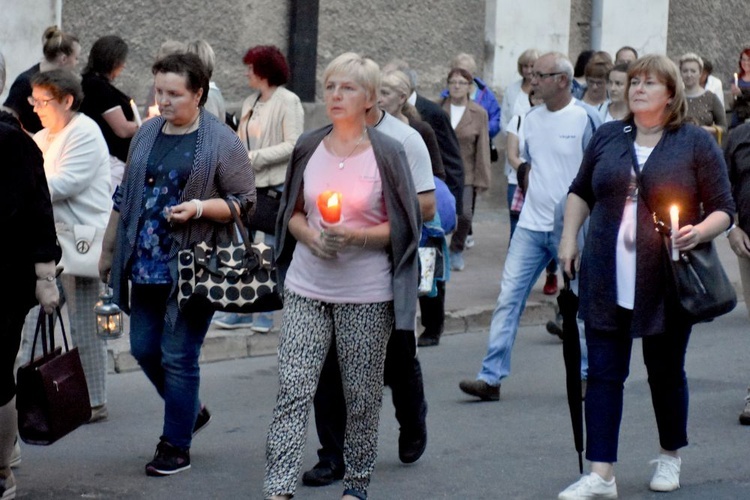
left=558, top=55, right=734, bottom=498
left=264, top=52, right=419, bottom=500
left=212, top=44, right=304, bottom=333
left=24, top=69, right=112, bottom=424
left=729, top=47, right=750, bottom=129
left=80, top=35, right=139, bottom=193
left=98, top=52, right=255, bottom=476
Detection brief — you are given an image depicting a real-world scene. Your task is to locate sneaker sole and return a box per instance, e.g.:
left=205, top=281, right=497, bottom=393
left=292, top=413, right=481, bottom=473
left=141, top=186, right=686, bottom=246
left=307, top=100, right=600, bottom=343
left=1, top=484, right=16, bottom=500
left=650, top=483, right=679, bottom=492
left=250, top=326, right=271, bottom=333
left=146, top=464, right=191, bottom=477
left=193, top=414, right=212, bottom=437
left=213, top=321, right=254, bottom=330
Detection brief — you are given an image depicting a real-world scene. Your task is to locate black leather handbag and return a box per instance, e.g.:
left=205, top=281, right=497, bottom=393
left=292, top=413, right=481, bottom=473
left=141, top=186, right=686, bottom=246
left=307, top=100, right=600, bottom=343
left=16, top=307, right=91, bottom=445
left=627, top=127, right=736, bottom=324
left=661, top=236, right=736, bottom=324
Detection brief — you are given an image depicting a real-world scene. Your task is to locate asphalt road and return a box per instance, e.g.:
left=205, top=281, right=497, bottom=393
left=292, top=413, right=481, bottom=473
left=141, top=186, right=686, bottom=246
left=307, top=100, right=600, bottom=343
left=13, top=303, right=750, bottom=499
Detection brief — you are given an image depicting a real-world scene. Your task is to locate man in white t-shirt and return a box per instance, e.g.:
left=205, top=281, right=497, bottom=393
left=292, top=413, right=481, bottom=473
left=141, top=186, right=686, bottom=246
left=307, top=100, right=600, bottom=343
left=303, top=102, right=436, bottom=486
left=458, top=52, right=600, bottom=401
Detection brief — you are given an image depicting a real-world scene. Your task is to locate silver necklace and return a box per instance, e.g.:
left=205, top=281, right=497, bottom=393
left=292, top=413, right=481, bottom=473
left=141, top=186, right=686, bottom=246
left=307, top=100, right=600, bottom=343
left=327, top=130, right=366, bottom=169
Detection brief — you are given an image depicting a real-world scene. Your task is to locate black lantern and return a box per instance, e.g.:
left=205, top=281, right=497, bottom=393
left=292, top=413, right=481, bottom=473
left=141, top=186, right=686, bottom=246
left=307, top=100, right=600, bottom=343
left=94, top=290, right=123, bottom=340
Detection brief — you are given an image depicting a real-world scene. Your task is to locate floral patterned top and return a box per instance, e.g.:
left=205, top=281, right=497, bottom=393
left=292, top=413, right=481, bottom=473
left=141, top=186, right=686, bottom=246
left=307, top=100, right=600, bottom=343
left=124, top=130, right=197, bottom=284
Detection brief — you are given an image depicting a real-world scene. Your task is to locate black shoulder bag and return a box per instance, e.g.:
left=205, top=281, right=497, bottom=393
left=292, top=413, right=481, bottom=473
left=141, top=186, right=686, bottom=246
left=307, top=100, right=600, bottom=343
left=625, top=125, right=736, bottom=324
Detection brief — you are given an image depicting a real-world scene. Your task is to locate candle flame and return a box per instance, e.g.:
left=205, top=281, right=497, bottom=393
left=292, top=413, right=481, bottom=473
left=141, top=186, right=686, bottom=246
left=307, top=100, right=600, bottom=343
left=327, top=193, right=340, bottom=208
left=670, top=205, right=678, bottom=217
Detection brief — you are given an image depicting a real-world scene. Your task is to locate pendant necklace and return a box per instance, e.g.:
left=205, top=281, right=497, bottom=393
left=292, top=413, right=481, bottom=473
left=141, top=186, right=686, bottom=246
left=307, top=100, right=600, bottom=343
left=327, top=129, right=366, bottom=169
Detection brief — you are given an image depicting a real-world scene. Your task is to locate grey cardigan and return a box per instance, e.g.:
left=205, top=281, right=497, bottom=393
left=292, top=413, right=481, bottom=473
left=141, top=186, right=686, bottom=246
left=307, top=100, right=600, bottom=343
left=275, top=125, right=421, bottom=330
left=111, top=109, right=256, bottom=317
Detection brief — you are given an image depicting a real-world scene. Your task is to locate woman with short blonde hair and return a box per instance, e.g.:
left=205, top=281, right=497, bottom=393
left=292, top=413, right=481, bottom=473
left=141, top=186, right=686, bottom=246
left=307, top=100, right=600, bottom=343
left=264, top=52, right=419, bottom=500
left=679, top=51, right=725, bottom=141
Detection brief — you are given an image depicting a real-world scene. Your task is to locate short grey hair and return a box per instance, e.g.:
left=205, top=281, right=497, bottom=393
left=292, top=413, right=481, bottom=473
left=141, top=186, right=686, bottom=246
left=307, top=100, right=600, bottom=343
left=541, top=51, right=574, bottom=82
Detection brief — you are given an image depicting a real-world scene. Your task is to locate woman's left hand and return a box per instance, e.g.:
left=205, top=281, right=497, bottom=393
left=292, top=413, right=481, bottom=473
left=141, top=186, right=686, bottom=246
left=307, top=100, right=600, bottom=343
left=728, top=226, right=750, bottom=258
left=320, top=226, right=355, bottom=254
left=672, top=224, right=701, bottom=251
left=165, top=201, right=198, bottom=225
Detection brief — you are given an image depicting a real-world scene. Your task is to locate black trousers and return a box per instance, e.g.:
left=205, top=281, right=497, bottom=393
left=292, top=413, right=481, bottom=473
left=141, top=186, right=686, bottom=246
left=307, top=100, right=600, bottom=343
left=418, top=280, right=446, bottom=340
left=311, top=329, right=428, bottom=468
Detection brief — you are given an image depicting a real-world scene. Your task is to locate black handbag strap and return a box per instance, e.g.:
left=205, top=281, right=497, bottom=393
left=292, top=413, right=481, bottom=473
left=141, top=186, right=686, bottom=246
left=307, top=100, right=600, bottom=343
left=30, top=306, right=70, bottom=360
left=223, top=196, right=252, bottom=248
left=624, top=125, right=671, bottom=235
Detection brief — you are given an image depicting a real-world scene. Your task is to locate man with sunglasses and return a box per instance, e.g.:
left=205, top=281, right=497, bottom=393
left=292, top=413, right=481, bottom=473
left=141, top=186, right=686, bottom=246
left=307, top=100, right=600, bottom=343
left=458, top=52, right=600, bottom=401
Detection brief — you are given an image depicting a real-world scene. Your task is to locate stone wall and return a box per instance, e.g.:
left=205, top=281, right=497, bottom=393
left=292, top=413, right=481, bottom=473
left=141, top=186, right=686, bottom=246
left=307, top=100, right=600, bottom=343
left=62, top=0, right=290, bottom=107
left=667, top=0, right=748, bottom=89
left=61, top=0, right=484, bottom=108
left=11, top=1, right=749, bottom=115
left=317, top=0, right=486, bottom=101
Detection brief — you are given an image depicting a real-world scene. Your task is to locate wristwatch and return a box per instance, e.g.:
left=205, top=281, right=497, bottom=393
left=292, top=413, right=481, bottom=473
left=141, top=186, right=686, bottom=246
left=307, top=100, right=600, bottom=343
left=725, top=223, right=736, bottom=237
left=37, top=275, right=56, bottom=282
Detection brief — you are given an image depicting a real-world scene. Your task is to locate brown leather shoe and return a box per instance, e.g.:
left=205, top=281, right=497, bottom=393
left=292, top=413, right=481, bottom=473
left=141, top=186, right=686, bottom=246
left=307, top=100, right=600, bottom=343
left=459, top=379, right=500, bottom=401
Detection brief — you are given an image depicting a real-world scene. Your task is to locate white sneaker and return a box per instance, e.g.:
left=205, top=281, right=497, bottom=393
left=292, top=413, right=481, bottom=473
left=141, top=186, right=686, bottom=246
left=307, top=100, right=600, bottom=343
left=465, top=235, right=475, bottom=248
left=558, top=473, right=617, bottom=499
left=649, top=454, right=681, bottom=492
left=9, top=437, right=20, bottom=468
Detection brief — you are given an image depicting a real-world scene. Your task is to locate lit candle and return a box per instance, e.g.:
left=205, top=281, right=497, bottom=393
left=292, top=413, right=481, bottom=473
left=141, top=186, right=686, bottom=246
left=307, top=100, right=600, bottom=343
left=670, top=205, right=679, bottom=261
left=148, top=96, right=160, bottom=118
left=734, top=72, right=739, bottom=87
left=130, top=99, right=142, bottom=127
left=317, top=191, right=342, bottom=224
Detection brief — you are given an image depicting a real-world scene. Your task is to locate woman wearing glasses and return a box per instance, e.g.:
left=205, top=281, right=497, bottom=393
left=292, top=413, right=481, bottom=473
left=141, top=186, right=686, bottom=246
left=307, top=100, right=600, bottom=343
left=441, top=67, right=490, bottom=272
left=26, top=69, right=112, bottom=423
left=558, top=54, right=733, bottom=498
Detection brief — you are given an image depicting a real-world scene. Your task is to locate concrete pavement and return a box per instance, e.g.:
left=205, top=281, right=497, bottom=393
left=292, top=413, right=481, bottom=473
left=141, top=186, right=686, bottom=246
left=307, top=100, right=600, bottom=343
left=104, top=195, right=744, bottom=374
left=14, top=301, right=750, bottom=499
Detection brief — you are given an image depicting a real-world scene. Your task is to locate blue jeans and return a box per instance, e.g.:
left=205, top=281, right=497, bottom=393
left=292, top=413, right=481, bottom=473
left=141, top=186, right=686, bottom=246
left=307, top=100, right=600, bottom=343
left=129, top=284, right=213, bottom=449
left=585, top=308, right=691, bottom=462
left=478, top=226, right=558, bottom=385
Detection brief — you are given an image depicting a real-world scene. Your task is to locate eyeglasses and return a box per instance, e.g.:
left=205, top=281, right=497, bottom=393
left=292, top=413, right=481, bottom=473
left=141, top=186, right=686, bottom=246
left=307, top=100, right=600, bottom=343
left=531, top=72, right=563, bottom=80
left=447, top=80, right=471, bottom=86
left=27, top=96, right=55, bottom=107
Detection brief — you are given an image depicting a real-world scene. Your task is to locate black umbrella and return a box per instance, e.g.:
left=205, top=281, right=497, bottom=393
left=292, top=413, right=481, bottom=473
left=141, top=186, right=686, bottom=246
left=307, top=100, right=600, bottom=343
left=557, top=275, right=584, bottom=474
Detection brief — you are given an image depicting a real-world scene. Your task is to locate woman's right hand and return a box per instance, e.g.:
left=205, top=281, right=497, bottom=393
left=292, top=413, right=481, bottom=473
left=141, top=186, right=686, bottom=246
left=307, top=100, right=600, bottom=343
left=730, top=83, right=741, bottom=97
left=99, top=251, right=113, bottom=284
left=558, top=236, right=580, bottom=280
left=305, top=226, right=338, bottom=259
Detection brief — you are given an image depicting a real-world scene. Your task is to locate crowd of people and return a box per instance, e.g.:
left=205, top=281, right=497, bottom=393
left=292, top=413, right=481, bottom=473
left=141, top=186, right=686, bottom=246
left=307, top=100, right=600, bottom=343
left=1, top=24, right=750, bottom=500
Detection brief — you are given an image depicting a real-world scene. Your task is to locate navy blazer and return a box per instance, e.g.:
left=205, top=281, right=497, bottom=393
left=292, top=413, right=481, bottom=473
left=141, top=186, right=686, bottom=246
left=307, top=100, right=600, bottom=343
left=570, top=120, right=735, bottom=336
